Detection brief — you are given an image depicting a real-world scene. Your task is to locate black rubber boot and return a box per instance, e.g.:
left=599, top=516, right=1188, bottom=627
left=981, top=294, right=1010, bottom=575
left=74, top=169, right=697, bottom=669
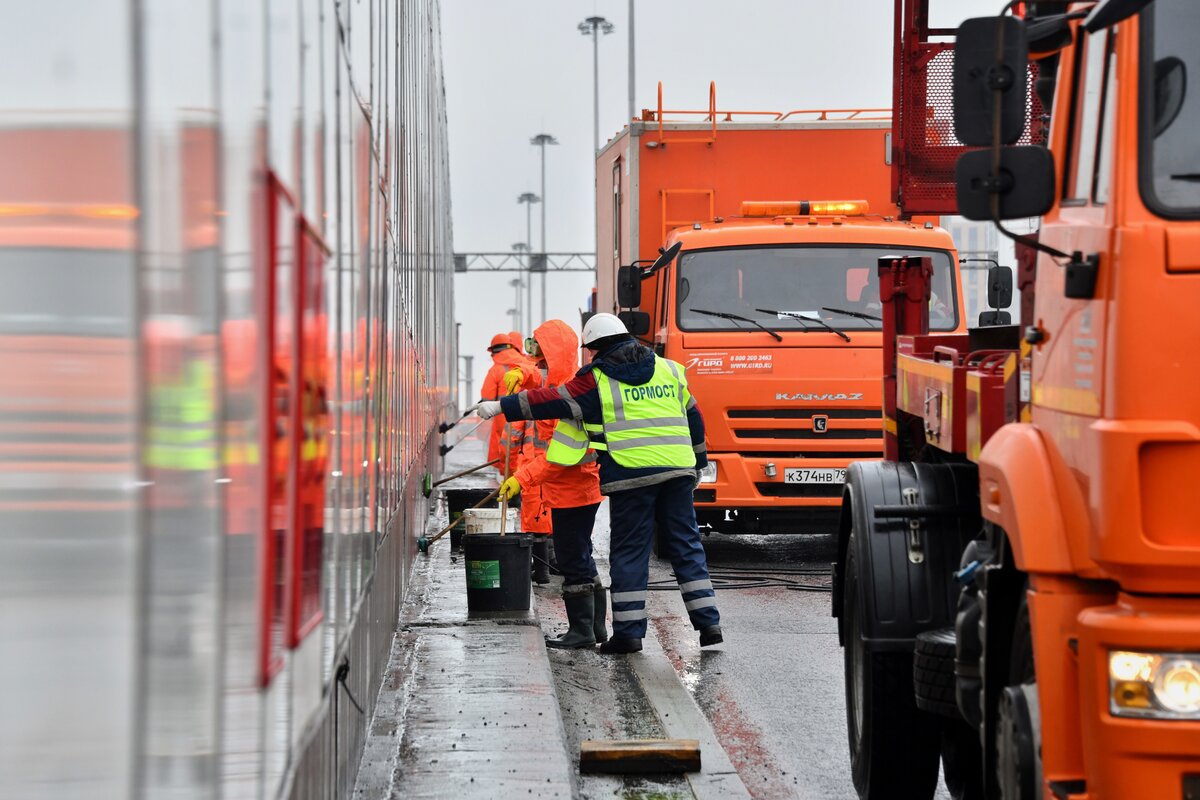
left=699, top=625, right=724, bottom=647
left=546, top=584, right=596, bottom=649
left=597, top=637, right=642, bottom=655
left=592, top=577, right=609, bottom=644
left=531, top=538, right=550, bottom=585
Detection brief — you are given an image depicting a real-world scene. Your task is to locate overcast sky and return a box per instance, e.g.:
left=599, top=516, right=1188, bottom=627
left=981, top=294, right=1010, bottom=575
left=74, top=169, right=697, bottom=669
left=441, top=0, right=997, bottom=400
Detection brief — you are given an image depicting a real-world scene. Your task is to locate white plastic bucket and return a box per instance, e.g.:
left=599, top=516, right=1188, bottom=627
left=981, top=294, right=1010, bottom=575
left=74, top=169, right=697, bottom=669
left=462, top=507, right=521, bottom=535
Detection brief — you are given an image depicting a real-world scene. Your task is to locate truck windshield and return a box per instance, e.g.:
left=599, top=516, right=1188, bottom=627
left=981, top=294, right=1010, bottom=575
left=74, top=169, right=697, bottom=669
left=1141, top=0, right=1200, bottom=217
left=676, top=245, right=958, bottom=333
left=0, top=248, right=135, bottom=337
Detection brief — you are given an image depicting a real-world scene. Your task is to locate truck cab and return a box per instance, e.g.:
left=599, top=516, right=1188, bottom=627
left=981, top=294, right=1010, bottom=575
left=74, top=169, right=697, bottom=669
left=595, top=90, right=967, bottom=536
left=643, top=208, right=963, bottom=534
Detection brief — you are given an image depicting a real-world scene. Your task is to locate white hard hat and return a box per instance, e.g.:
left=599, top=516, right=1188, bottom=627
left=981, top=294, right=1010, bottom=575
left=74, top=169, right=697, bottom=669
left=581, top=312, right=629, bottom=347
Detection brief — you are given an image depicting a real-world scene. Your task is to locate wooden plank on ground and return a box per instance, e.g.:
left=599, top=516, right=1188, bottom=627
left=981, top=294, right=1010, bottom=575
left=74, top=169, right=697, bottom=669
left=579, top=738, right=701, bottom=774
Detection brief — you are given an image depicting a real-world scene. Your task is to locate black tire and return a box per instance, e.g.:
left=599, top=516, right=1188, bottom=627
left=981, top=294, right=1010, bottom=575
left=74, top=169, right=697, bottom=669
left=942, top=719, right=986, bottom=800
left=996, top=593, right=1039, bottom=800
left=914, top=628, right=959, bottom=718
left=843, top=533, right=941, bottom=799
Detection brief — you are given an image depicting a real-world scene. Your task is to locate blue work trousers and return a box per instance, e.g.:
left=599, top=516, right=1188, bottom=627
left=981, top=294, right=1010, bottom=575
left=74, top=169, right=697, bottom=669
left=607, top=476, right=719, bottom=639
left=550, top=503, right=600, bottom=585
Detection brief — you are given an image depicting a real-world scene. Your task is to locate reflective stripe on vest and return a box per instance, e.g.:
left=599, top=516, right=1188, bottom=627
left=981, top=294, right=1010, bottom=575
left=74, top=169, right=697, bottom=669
left=595, top=356, right=696, bottom=470
left=545, top=418, right=605, bottom=466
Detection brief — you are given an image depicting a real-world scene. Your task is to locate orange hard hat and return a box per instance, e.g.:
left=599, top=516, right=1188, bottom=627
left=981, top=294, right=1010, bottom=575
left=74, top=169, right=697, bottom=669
left=508, top=331, right=524, bottom=353
left=489, top=333, right=511, bottom=350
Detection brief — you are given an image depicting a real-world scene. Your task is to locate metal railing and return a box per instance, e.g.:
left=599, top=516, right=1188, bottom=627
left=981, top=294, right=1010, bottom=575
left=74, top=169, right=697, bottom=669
left=453, top=252, right=596, bottom=273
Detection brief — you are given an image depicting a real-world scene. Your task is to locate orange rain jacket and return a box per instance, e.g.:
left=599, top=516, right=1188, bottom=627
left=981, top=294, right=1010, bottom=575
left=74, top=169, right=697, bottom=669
left=480, top=344, right=540, bottom=475
left=514, top=320, right=601, bottom=530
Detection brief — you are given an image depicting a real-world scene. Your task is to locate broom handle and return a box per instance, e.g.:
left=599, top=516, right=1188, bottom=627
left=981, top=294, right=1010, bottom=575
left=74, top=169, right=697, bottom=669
left=432, top=458, right=501, bottom=488
left=499, top=421, right=512, bottom=537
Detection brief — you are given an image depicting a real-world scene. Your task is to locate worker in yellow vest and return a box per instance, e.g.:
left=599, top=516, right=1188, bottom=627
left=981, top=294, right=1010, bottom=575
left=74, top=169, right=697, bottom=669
left=474, top=313, right=721, bottom=654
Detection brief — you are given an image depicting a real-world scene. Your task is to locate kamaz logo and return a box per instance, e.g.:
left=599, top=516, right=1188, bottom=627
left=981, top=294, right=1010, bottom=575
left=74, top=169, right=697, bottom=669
left=775, top=392, right=864, bottom=401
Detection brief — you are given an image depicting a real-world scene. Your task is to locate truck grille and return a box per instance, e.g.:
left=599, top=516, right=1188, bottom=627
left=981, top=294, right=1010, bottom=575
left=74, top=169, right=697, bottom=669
left=755, top=482, right=843, bottom=498
left=728, top=408, right=882, bottom=420
left=734, top=428, right=883, bottom=440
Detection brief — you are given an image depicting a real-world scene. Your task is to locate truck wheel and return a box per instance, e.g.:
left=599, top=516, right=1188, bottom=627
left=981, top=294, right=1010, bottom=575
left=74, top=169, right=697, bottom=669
left=914, top=628, right=959, bottom=718
left=844, top=533, right=941, bottom=799
left=996, top=595, right=1040, bottom=799
left=941, top=719, right=985, bottom=800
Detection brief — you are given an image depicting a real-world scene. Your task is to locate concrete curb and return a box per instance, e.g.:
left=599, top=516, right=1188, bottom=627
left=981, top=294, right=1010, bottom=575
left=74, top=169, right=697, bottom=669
left=630, top=632, right=754, bottom=800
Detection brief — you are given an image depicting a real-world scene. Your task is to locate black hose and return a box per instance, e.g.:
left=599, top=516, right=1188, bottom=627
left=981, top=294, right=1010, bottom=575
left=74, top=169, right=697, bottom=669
left=646, top=569, right=832, bottom=593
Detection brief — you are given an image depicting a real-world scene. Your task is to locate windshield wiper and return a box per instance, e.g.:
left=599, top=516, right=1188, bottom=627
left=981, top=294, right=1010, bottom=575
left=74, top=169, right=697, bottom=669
left=690, top=308, right=783, bottom=342
left=821, top=306, right=881, bottom=326
left=755, top=307, right=851, bottom=342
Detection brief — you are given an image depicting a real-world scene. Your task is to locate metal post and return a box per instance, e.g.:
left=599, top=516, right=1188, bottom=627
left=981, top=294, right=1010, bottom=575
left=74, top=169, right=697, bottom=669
left=530, top=134, right=558, bottom=324
left=525, top=201, right=533, bottom=331
left=462, top=354, right=474, bottom=404
left=540, top=144, right=547, bottom=323
left=592, top=25, right=600, bottom=154
left=628, top=0, right=635, bottom=123
left=579, top=17, right=613, bottom=154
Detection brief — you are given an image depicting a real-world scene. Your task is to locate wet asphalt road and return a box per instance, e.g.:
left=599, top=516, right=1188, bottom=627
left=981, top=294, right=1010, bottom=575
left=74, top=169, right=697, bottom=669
left=648, top=531, right=854, bottom=799
left=544, top=502, right=952, bottom=799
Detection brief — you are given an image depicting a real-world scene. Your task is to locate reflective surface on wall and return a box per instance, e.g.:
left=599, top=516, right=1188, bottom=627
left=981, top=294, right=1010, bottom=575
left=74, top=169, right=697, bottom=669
left=0, top=1, right=455, bottom=797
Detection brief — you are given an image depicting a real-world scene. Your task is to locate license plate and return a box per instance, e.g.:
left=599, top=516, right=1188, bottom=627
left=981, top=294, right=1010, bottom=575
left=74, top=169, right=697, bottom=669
left=784, top=468, right=846, bottom=484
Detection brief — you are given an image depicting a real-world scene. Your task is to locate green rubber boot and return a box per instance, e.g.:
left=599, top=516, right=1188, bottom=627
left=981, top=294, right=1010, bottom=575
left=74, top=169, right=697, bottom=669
left=545, top=584, right=596, bottom=649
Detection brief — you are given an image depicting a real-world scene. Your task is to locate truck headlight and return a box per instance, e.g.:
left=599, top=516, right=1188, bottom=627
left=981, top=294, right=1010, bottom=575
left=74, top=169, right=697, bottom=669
left=1110, top=650, right=1200, bottom=718
left=697, top=463, right=717, bottom=484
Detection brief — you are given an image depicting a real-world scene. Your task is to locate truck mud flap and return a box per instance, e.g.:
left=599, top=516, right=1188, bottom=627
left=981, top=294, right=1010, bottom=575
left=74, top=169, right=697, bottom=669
left=833, top=460, right=981, bottom=650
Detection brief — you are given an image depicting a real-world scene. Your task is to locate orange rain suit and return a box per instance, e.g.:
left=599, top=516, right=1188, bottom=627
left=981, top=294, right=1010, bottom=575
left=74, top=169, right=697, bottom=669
left=513, top=320, right=601, bottom=535
left=479, top=336, right=540, bottom=477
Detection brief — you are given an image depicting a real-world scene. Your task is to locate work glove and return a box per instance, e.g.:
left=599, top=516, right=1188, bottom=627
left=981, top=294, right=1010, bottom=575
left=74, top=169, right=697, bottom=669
left=499, top=475, right=522, bottom=501
left=471, top=400, right=502, bottom=420
left=503, top=368, right=524, bottom=395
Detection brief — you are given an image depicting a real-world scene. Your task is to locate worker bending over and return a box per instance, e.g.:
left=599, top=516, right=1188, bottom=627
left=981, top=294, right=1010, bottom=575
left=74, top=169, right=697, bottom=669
left=496, top=320, right=606, bottom=642
left=476, top=313, right=722, bottom=653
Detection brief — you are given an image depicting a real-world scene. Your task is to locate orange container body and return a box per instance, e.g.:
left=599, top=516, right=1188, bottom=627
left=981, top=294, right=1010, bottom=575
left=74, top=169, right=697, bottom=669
left=595, top=108, right=965, bottom=532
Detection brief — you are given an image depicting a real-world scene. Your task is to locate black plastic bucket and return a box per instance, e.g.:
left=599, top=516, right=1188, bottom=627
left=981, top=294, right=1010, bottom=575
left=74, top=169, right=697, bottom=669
left=444, top=487, right=494, bottom=549
left=463, top=533, right=533, bottom=613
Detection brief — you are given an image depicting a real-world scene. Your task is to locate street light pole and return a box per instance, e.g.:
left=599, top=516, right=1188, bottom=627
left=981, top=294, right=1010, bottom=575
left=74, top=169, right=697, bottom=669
left=578, top=16, right=614, bottom=155
left=628, top=0, right=636, bottom=124
left=516, top=194, right=539, bottom=331
left=530, top=133, right=558, bottom=323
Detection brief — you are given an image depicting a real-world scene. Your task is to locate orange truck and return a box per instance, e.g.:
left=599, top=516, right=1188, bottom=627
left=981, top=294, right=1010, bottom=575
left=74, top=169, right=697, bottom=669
left=835, top=1, right=1200, bottom=798
left=594, top=86, right=966, bottom=538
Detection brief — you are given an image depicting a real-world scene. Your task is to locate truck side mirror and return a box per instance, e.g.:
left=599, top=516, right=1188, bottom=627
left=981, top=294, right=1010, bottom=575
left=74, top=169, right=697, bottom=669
left=953, top=17, right=1029, bottom=146
left=987, top=265, right=1014, bottom=309
left=978, top=310, right=1012, bottom=326
left=618, top=310, right=651, bottom=336
left=617, top=265, right=642, bottom=308
left=648, top=241, right=682, bottom=275
left=955, top=147, right=1055, bottom=220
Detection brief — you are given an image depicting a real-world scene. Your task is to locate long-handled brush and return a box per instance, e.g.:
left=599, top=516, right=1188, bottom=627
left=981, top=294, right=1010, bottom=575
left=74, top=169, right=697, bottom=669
left=438, top=417, right=489, bottom=456
left=417, top=485, right=502, bottom=554
left=421, top=458, right=501, bottom=497
left=498, top=421, right=513, bottom=537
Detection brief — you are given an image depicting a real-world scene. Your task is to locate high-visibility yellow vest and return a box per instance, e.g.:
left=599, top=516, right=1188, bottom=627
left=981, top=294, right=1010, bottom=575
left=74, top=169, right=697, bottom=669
left=594, top=356, right=696, bottom=470
left=545, top=418, right=603, bottom=466
left=145, top=359, right=218, bottom=471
